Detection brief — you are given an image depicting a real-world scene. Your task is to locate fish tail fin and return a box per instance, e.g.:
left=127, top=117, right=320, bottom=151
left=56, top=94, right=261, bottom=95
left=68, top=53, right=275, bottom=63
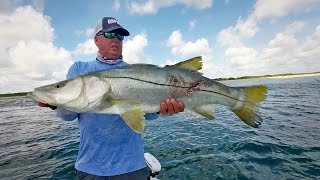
left=232, top=86, right=267, bottom=128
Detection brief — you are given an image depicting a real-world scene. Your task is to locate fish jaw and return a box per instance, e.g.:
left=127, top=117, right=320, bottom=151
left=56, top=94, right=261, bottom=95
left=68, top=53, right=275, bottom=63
left=27, top=91, right=54, bottom=104
left=28, top=77, right=84, bottom=106
left=62, top=75, right=111, bottom=112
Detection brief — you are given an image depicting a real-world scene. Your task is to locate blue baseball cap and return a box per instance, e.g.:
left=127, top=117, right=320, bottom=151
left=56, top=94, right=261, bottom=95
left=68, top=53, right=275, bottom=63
left=94, top=17, right=130, bottom=36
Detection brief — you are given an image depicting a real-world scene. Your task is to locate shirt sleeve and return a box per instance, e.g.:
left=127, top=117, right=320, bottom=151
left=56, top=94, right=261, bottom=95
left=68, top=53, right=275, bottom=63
left=55, top=107, right=78, bottom=121
left=145, top=113, right=159, bottom=120
left=66, top=62, right=80, bottom=79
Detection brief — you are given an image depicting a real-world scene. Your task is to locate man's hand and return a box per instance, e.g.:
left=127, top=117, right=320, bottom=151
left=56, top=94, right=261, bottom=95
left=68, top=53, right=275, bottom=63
left=159, top=98, right=185, bottom=115
left=37, top=102, right=57, bottom=110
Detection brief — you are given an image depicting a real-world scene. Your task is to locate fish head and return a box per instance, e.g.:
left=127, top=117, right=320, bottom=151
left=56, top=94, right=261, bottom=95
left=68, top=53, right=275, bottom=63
left=28, top=77, right=84, bottom=106
left=80, top=75, right=111, bottom=105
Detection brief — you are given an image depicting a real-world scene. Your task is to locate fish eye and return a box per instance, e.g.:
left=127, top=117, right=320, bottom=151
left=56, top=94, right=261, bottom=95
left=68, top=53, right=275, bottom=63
left=55, top=84, right=60, bottom=88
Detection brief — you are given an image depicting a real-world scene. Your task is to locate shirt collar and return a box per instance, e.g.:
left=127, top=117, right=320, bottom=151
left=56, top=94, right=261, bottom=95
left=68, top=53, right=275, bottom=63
left=96, top=52, right=123, bottom=64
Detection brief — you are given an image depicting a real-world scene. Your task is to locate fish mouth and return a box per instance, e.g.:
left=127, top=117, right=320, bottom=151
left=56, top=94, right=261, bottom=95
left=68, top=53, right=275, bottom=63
left=26, top=92, right=36, bottom=100
left=27, top=91, right=53, bottom=104
left=27, top=92, right=43, bottom=103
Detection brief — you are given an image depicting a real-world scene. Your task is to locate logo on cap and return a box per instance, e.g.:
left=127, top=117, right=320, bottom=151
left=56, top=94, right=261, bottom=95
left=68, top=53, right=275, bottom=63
left=108, top=19, right=118, bottom=24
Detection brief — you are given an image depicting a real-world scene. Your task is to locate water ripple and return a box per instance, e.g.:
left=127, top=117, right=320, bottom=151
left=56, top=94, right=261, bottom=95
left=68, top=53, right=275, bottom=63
left=1, top=76, right=320, bottom=179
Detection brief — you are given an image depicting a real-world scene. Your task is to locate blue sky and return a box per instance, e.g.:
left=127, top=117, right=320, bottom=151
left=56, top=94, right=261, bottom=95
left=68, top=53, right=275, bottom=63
left=0, top=0, right=320, bottom=93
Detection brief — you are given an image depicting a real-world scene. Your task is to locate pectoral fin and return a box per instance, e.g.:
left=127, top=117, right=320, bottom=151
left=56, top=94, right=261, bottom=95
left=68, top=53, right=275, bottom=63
left=193, top=105, right=215, bottom=120
left=109, top=99, right=140, bottom=106
left=120, top=108, right=146, bottom=133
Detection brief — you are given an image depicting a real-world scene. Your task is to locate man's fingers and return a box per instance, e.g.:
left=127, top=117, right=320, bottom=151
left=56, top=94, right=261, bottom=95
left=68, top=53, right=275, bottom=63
left=159, top=98, right=185, bottom=115
left=178, top=101, right=185, bottom=112
left=166, top=99, right=174, bottom=115
left=170, top=99, right=180, bottom=113
left=160, top=101, right=167, bottom=114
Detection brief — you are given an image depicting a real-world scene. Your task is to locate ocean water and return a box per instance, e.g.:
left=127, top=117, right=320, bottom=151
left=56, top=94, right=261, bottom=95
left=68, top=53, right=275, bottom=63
left=0, top=76, right=319, bottom=180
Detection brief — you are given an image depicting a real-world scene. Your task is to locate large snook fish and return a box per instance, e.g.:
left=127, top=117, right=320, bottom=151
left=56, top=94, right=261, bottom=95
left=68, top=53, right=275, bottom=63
left=28, top=57, right=267, bottom=133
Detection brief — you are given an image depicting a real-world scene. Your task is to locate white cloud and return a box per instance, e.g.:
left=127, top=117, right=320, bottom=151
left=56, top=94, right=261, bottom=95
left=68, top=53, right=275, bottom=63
left=258, top=22, right=320, bottom=74
left=223, top=22, right=320, bottom=77
left=232, top=0, right=318, bottom=39
left=266, top=22, right=304, bottom=51
left=215, top=0, right=320, bottom=77
left=112, top=0, right=121, bottom=12
left=0, top=6, right=73, bottom=94
left=0, top=0, right=22, bottom=13
left=167, top=30, right=184, bottom=47
left=217, top=27, right=243, bottom=48
left=0, top=6, right=53, bottom=48
left=73, top=39, right=97, bottom=56
left=235, top=16, right=259, bottom=39
left=297, top=25, right=320, bottom=59
left=225, top=47, right=257, bottom=66
left=128, top=0, right=213, bottom=15
left=7, top=40, right=72, bottom=80
left=122, top=33, right=150, bottom=64
left=0, top=0, right=45, bottom=13
left=253, top=0, right=318, bottom=21
left=30, top=0, right=45, bottom=12
left=165, top=30, right=223, bottom=78
left=167, top=30, right=212, bottom=57
left=218, top=0, right=319, bottom=43
left=268, top=32, right=298, bottom=48
left=75, top=28, right=95, bottom=37
left=174, top=38, right=211, bottom=57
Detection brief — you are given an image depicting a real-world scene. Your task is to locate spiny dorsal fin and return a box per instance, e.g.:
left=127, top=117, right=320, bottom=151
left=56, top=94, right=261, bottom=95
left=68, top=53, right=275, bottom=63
left=172, top=56, right=203, bottom=71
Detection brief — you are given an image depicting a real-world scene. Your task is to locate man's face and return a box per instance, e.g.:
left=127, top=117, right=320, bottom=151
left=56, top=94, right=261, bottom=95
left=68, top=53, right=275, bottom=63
left=95, top=32, right=123, bottom=60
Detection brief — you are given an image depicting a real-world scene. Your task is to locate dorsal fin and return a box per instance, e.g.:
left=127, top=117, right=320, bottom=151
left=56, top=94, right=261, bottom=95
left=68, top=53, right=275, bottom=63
left=172, top=56, right=203, bottom=71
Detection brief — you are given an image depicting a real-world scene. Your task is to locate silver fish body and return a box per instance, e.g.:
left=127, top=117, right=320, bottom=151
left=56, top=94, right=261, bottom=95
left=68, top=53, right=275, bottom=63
left=96, top=64, right=242, bottom=112
left=28, top=57, right=267, bottom=133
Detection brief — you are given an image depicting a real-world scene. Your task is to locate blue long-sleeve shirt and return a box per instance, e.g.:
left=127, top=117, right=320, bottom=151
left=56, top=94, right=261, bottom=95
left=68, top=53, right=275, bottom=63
left=56, top=59, right=158, bottom=176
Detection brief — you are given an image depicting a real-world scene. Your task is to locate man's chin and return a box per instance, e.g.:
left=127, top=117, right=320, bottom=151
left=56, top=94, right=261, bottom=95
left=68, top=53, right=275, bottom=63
left=109, top=54, right=121, bottom=59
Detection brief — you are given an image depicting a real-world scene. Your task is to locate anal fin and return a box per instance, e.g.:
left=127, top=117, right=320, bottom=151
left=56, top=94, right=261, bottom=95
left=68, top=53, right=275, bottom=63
left=193, top=104, right=215, bottom=120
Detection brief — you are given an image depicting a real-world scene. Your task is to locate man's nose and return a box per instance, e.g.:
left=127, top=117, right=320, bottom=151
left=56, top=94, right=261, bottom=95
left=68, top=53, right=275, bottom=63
left=111, top=37, right=121, bottom=42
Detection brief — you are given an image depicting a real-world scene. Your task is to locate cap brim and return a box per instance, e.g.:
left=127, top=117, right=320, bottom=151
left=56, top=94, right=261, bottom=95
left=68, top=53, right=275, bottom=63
left=102, top=27, right=130, bottom=36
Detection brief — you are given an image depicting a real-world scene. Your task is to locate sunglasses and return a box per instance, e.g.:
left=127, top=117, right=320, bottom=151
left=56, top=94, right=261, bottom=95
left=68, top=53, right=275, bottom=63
left=96, top=32, right=124, bottom=41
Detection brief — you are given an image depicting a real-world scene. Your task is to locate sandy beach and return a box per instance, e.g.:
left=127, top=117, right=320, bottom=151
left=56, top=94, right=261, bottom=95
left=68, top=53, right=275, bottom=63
left=266, top=73, right=320, bottom=79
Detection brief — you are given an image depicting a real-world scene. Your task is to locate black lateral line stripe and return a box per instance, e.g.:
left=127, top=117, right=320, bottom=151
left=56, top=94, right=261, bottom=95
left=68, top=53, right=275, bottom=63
left=107, top=76, right=241, bottom=101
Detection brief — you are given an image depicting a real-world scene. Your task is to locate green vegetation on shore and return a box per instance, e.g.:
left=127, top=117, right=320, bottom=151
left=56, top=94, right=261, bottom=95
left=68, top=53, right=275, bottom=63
left=214, top=71, right=320, bottom=81
left=0, top=92, right=29, bottom=98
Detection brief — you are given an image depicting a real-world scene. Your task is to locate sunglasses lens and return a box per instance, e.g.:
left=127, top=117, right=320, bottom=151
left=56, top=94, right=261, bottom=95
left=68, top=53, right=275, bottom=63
left=117, top=34, right=124, bottom=41
left=103, top=32, right=124, bottom=41
left=104, top=32, right=116, bottom=39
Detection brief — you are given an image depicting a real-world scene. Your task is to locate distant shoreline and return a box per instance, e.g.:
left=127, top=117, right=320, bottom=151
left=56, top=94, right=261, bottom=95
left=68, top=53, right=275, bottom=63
left=1, top=72, right=319, bottom=97
left=0, top=92, right=29, bottom=98
left=265, top=73, right=320, bottom=79
left=214, top=72, right=320, bottom=81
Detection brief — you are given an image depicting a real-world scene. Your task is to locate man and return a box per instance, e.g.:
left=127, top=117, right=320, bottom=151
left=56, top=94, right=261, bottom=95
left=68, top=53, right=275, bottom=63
left=38, top=17, right=184, bottom=179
